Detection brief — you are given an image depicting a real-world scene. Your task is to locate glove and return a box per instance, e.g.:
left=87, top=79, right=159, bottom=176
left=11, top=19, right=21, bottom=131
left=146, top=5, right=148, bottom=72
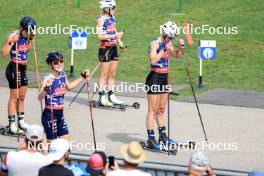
left=119, top=42, right=127, bottom=52
left=81, top=69, right=90, bottom=79
left=178, top=38, right=185, bottom=49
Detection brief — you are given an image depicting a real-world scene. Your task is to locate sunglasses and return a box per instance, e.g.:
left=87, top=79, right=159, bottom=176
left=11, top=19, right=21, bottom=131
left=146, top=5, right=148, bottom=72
left=52, top=59, right=64, bottom=65
left=111, top=6, right=116, bottom=10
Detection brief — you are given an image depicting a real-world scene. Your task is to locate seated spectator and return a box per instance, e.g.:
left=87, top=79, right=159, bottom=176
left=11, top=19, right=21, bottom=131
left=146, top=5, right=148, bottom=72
left=86, top=151, right=107, bottom=176
left=67, top=151, right=107, bottom=176
left=38, top=138, right=73, bottom=176
left=107, top=141, right=151, bottom=176
left=188, top=151, right=214, bottom=176
left=1, top=124, right=52, bottom=176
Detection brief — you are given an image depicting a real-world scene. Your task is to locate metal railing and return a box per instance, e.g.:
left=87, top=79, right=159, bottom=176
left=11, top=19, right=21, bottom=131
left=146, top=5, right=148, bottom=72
left=0, top=146, right=249, bottom=176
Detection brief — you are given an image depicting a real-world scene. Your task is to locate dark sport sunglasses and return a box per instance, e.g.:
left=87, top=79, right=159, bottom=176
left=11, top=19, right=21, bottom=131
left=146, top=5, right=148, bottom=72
left=52, top=59, right=64, bottom=65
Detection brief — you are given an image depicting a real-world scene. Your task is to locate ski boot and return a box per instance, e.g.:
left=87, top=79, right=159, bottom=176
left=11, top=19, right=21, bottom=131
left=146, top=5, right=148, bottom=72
left=147, top=136, right=162, bottom=150
left=99, top=92, right=113, bottom=107
left=158, top=132, right=178, bottom=152
left=9, top=122, right=24, bottom=134
left=18, top=119, right=29, bottom=131
left=109, top=91, right=124, bottom=105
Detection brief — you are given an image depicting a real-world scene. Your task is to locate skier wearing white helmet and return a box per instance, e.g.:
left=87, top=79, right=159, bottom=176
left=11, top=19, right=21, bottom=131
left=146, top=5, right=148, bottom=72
left=96, top=0, right=126, bottom=106
left=145, top=21, right=185, bottom=150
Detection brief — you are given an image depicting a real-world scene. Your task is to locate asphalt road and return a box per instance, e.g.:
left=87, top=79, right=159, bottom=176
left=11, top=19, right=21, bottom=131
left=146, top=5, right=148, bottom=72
left=0, top=86, right=263, bottom=172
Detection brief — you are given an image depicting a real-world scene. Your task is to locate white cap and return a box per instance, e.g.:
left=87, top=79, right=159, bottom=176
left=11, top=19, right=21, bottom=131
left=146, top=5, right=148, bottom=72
left=48, top=138, right=70, bottom=161
left=99, top=0, right=116, bottom=9
left=161, top=21, right=179, bottom=38
left=26, top=124, right=44, bottom=142
left=189, top=151, right=208, bottom=171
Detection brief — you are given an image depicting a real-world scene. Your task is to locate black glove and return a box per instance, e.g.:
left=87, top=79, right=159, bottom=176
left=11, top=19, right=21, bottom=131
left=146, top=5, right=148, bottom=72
left=81, top=69, right=90, bottom=79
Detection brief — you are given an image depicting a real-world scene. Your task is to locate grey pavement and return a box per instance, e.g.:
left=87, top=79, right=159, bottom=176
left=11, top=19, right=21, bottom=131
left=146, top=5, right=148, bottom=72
left=179, top=88, right=264, bottom=109
left=0, top=70, right=184, bottom=97
left=2, top=69, right=264, bottom=109
left=0, top=86, right=263, bottom=172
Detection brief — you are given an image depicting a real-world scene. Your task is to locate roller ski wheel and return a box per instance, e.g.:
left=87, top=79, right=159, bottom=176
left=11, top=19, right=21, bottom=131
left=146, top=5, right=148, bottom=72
left=132, top=102, right=140, bottom=109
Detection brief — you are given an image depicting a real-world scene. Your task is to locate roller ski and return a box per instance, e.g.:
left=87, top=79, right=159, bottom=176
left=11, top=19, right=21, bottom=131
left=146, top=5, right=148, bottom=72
left=140, top=130, right=178, bottom=155
left=0, top=123, right=25, bottom=138
left=140, top=139, right=196, bottom=155
left=139, top=136, right=177, bottom=155
left=90, top=91, right=126, bottom=111
left=108, top=91, right=140, bottom=109
left=121, top=102, right=140, bottom=109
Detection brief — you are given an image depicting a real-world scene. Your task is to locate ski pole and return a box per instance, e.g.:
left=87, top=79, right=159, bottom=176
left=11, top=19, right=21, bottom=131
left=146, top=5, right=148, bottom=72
left=68, top=45, right=118, bottom=107
left=183, top=54, right=208, bottom=142
left=15, top=42, right=20, bottom=142
left=48, top=76, right=55, bottom=139
left=167, top=92, right=170, bottom=156
left=32, top=38, right=43, bottom=111
left=182, top=22, right=208, bottom=141
left=85, top=79, right=97, bottom=151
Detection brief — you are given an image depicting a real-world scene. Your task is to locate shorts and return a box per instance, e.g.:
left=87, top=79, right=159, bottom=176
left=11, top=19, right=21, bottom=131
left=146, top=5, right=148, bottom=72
left=145, top=71, right=169, bottom=94
left=5, top=62, right=28, bottom=89
left=98, top=46, right=118, bottom=62
left=41, top=109, right=69, bottom=140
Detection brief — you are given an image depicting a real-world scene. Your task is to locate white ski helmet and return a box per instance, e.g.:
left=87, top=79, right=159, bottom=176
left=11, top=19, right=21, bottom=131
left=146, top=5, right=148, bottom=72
left=99, top=0, right=116, bottom=10
left=161, top=21, right=179, bottom=38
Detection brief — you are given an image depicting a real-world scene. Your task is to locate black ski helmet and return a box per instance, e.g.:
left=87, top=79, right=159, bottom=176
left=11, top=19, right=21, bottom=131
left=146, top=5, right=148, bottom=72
left=46, top=51, right=64, bottom=65
left=19, top=16, right=36, bottom=34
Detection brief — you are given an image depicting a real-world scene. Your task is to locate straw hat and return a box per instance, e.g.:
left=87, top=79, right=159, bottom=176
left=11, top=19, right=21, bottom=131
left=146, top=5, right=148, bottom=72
left=120, top=141, right=147, bottom=164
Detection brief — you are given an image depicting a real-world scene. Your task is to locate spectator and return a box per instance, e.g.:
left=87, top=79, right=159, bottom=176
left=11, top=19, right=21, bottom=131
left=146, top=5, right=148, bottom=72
left=67, top=151, right=107, bottom=176
left=86, top=151, right=107, bottom=176
left=188, top=151, right=214, bottom=176
left=1, top=124, right=52, bottom=176
left=38, top=138, right=73, bottom=176
left=107, top=141, right=151, bottom=176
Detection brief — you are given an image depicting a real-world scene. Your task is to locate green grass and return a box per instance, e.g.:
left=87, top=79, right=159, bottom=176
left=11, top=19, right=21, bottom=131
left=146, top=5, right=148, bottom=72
left=0, top=0, right=263, bottom=95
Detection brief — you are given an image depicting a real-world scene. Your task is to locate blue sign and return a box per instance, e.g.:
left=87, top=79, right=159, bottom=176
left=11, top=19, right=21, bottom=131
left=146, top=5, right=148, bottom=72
left=199, top=40, right=216, bottom=60
left=69, top=31, right=87, bottom=49
left=199, top=47, right=216, bottom=60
